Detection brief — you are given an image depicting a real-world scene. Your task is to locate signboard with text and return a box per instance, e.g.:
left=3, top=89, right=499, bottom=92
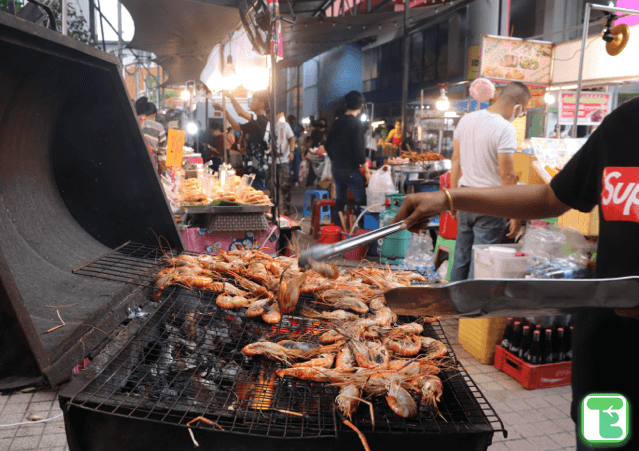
left=558, top=92, right=611, bottom=125
left=479, top=35, right=553, bottom=85
left=166, top=129, right=185, bottom=169
left=467, top=45, right=480, bottom=80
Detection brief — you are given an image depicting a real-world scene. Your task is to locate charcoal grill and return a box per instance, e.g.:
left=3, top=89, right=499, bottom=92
left=0, top=15, right=181, bottom=390
left=60, top=242, right=506, bottom=451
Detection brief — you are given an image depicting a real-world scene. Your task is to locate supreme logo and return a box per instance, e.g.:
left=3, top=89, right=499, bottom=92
left=602, top=167, right=639, bottom=222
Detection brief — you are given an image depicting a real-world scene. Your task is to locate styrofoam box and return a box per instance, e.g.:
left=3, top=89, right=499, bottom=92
left=473, top=243, right=532, bottom=279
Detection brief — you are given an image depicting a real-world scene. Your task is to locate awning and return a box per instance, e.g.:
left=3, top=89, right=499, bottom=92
left=121, top=0, right=240, bottom=85
left=277, top=0, right=475, bottom=68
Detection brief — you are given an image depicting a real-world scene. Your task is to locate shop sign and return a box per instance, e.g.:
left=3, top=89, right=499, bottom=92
left=558, top=92, right=611, bottom=125
left=166, top=129, right=185, bottom=169
left=479, top=35, right=553, bottom=85
left=467, top=45, right=480, bottom=80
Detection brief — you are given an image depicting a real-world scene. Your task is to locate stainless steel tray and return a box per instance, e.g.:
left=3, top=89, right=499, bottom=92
left=384, top=277, right=639, bottom=318
left=180, top=205, right=272, bottom=214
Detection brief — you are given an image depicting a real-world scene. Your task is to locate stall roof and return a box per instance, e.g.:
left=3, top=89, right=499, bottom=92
left=122, top=0, right=473, bottom=83
left=277, top=0, right=476, bottom=68
left=120, top=0, right=240, bottom=85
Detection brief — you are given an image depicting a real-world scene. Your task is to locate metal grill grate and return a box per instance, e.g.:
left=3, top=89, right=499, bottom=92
left=69, top=243, right=505, bottom=439
left=72, top=242, right=193, bottom=289
left=68, top=287, right=338, bottom=438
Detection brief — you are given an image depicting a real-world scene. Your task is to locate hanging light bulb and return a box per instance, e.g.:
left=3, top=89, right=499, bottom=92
left=544, top=92, right=556, bottom=105
left=436, top=88, right=450, bottom=111
left=361, top=113, right=368, bottom=122
left=181, top=90, right=191, bottom=101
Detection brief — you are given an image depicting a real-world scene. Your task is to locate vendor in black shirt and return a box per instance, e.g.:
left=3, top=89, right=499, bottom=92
left=214, top=91, right=269, bottom=190
left=391, top=97, right=639, bottom=451
left=325, top=91, right=371, bottom=229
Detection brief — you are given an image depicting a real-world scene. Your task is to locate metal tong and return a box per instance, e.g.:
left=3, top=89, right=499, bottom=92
left=297, top=218, right=427, bottom=269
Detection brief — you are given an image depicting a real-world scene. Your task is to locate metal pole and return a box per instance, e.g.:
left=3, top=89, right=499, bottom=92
left=89, top=0, right=96, bottom=44
left=135, top=63, right=139, bottom=99
left=572, top=3, right=590, bottom=138
left=62, top=0, right=68, bottom=35
left=400, top=0, right=410, bottom=151
left=223, top=96, right=228, bottom=164
left=117, top=0, right=123, bottom=75
left=271, top=53, right=280, bottom=234
left=420, top=89, right=424, bottom=153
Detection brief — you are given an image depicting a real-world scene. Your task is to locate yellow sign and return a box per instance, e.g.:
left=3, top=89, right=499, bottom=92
left=166, top=129, right=185, bottom=169
left=467, top=45, right=480, bottom=80
left=512, top=116, right=527, bottom=144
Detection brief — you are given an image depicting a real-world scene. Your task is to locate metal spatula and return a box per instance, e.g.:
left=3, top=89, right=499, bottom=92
left=383, top=277, right=639, bottom=318
left=297, top=218, right=427, bottom=269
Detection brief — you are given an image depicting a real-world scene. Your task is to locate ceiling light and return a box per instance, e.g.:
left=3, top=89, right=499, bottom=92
left=186, top=122, right=198, bottom=135
left=436, top=88, right=450, bottom=111
left=544, top=92, right=556, bottom=105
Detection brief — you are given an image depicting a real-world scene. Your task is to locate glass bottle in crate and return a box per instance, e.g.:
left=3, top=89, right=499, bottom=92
left=518, top=326, right=532, bottom=360
left=528, top=330, right=543, bottom=365
left=501, top=318, right=514, bottom=350
left=555, top=327, right=566, bottom=362
left=542, top=329, right=554, bottom=364
left=509, top=321, right=522, bottom=356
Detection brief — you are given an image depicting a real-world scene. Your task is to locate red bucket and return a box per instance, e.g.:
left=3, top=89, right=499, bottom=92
left=319, top=224, right=343, bottom=244
left=340, top=229, right=371, bottom=260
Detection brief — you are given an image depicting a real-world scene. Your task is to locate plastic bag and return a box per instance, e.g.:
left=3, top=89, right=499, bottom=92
left=366, top=165, right=397, bottom=212
left=368, top=165, right=395, bottom=191
left=299, top=158, right=310, bottom=183
left=320, top=158, right=333, bottom=181
left=520, top=223, right=592, bottom=277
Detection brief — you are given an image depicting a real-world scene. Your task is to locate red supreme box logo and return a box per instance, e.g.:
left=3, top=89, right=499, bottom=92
left=602, top=167, right=639, bottom=223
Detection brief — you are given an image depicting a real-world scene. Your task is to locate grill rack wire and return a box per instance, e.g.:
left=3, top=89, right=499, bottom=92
left=69, top=242, right=506, bottom=440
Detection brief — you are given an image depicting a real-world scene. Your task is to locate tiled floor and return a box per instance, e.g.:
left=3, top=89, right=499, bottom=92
left=439, top=317, right=577, bottom=451
left=0, top=388, right=67, bottom=451
left=0, top=318, right=577, bottom=451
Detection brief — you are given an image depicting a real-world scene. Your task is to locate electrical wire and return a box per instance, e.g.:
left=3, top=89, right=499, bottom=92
left=0, top=413, right=63, bottom=428
left=552, top=32, right=602, bottom=62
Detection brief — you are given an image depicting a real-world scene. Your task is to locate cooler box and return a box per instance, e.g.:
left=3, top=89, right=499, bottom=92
left=472, top=244, right=532, bottom=279
left=494, top=345, right=572, bottom=390
left=363, top=212, right=380, bottom=256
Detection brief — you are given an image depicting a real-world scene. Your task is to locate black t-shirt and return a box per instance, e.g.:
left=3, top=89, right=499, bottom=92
left=310, top=128, right=326, bottom=148
left=550, top=97, right=639, bottom=445
left=325, top=115, right=366, bottom=170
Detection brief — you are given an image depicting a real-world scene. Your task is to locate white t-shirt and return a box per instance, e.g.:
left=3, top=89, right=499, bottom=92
left=273, top=121, right=294, bottom=164
left=453, top=109, right=517, bottom=188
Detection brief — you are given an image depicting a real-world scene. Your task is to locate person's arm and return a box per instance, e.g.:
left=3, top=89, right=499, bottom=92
left=384, top=129, right=395, bottom=144
left=288, top=136, right=296, bottom=160
left=224, top=92, right=252, bottom=121
left=391, top=184, right=571, bottom=230
left=212, top=103, right=242, bottom=132
left=498, top=128, right=522, bottom=239
left=450, top=139, right=461, bottom=190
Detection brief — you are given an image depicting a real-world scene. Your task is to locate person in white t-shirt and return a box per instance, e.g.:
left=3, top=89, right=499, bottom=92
left=266, top=113, right=296, bottom=214
left=449, top=82, right=531, bottom=281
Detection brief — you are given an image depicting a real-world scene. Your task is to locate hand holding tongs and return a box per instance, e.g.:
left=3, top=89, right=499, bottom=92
left=297, top=218, right=428, bottom=269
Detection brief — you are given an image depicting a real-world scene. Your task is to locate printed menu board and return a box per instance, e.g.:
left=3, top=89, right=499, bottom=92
left=479, top=35, right=553, bottom=85
left=558, top=92, right=611, bottom=125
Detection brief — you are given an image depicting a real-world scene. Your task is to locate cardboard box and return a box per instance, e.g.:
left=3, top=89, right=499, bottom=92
left=514, top=153, right=545, bottom=185
left=558, top=206, right=599, bottom=236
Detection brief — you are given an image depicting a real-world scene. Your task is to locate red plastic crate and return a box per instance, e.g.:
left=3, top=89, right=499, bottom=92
left=494, top=345, right=572, bottom=390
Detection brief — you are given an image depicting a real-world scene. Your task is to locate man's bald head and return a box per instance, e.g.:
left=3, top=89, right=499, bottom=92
left=499, top=82, right=531, bottom=107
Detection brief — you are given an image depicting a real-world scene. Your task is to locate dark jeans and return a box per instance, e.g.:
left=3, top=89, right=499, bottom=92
left=253, top=175, right=266, bottom=191
left=265, top=163, right=292, bottom=213
left=290, top=149, right=301, bottom=183
left=450, top=211, right=508, bottom=281
left=333, top=167, right=366, bottom=230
